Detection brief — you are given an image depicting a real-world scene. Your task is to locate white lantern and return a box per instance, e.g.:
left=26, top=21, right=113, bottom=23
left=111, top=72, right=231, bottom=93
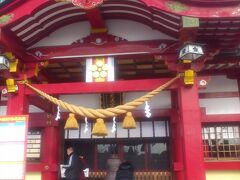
left=0, top=56, right=9, bottom=70
left=179, top=43, right=204, bottom=62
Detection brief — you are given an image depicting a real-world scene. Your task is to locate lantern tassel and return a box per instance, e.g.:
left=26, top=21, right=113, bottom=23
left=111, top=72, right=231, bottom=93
left=122, top=112, right=136, bottom=129
left=64, top=113, right=79, bottom=130
left=92, top=118, right=108, bottom=136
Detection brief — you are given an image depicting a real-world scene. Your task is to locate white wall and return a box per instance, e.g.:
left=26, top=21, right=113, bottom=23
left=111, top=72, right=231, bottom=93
left=28, top=105, right=44, bottom=113
left=199, top=75, right=238, bottom=93
left=59, top=94, right=101, bottom=111
left=199, top=75, right=240, bottom=114
left=0, top=106, right=7, bottom=116
left=200, top=98, right=240, bottom=115
left=123, top=91, right=171, bottom=110
left=30, top=19, right=174, bottom=48
left=31, top=21, right=91, bottom=47
left=107, top=19, right=174, bottom=41
left=58, top=91, right=171, bottom=113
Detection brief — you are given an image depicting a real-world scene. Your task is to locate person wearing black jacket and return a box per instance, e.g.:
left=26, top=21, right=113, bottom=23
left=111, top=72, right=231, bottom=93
left=115, top=161, right=134, bottom=180
left=63, top=146, right=83, bottom=180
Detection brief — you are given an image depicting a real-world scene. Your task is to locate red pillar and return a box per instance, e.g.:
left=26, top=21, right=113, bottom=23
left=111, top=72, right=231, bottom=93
left=237, top=78, right=240, bottom=103
left=176, top=82, right=205, bottom=180
left=41, top=117, right=60, bottom=180
left=7, top=84, right=28, bottom=115
left=170, top=90, right=184, bottom=180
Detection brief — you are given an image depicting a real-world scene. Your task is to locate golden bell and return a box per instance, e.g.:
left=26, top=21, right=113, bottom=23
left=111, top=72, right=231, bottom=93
left=122, top=112, right=136, bottom=129
left=92, top=118, right=108, bottom=136
left=64, top=113, right=79, bottom=130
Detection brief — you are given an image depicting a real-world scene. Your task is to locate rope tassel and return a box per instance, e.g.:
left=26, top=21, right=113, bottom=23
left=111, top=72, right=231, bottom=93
left=92, top=118, right=108, bottom=136
left=64, top=113, right=79, bottom=130
left=122, top=112, right=136, bottom=129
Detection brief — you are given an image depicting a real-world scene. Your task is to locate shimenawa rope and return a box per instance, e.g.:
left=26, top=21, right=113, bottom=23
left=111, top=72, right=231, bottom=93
left=24, top=75, right=180, bottom=119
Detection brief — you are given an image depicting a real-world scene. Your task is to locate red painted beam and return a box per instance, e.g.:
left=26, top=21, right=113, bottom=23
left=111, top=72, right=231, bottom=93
left=26, top=163, right=58, bottom=172
left=182, top=0, right=239, bottom=5
left=27, top=40, right=176, bottom=62
left=86, top=8, right=106, bottom=29
left=0, top=0, right=24, bottom=15
left=202, top=114, right=240, bottom=123
left=26, top=163, right=45, bottom=172
left=24, top=76, right=209, bottom=95
left=60, top=109, right=171, bottom=121
left=0, top=28, right=37, bottom=62
left=199, top=92, right=239, bottom=99
left=0, top=101, right=7, bottom=106
left=28, top=113, right=48, bottom=128
left=28, top=96, right=53, bottom=113
left=205, top=161, right=240, bottom=170
left=28, top=113, right=59, bottom=128
left=24, top=78, right=178, bottom=95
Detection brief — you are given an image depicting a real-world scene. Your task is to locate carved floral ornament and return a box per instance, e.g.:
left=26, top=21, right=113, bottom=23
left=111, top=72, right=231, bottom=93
left=55, top=0, right=104, bottom=10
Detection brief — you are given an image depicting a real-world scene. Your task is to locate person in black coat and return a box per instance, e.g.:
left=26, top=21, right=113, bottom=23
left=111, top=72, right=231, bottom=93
left=115, top=161, right=134, bottom=180
left=63, top=146, right=83, bottom=180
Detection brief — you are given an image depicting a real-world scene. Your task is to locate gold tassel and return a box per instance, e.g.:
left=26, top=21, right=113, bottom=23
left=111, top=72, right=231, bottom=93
left=64, top=113, right=79, bottom=130
left=122, top=112, right=136, bottom=129
left=92, top=118, right=108, bottom=136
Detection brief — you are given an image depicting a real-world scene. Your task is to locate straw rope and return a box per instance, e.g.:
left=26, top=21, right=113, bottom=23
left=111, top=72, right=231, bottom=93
left=24, top=75, right=180, bottom=119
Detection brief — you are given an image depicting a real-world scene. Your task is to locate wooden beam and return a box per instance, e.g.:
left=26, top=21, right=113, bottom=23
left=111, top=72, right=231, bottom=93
left=0, top=28, right=37, bottom=62
left=199, top=92, right=239, bottom=99
left=27, top=40, right=176, bottom=62
left=205, top=161, right=240, bottom=170
left=86, top=8, right=106, bottom=30
left=24, top=78, right=178, bottom=95
left=28, top=96, right=53, bottom=113
left=202, top=114, right=240, bottom=123
left=24, top=78, right=177, bottom=95
left=24, top=76, right=209, bottom=95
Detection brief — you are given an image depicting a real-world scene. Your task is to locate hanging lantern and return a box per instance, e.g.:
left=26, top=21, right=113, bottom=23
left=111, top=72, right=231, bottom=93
left=179, top=42, right=204, bottom=63
left=92, top=118, right=108, bottom=136
left=122, top=112, right=136, bottom=129
left=64, top=113, right=79, bottom=130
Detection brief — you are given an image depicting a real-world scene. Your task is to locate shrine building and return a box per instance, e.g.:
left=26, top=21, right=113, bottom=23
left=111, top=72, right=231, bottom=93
left=0, top=0, right=240, bottom=180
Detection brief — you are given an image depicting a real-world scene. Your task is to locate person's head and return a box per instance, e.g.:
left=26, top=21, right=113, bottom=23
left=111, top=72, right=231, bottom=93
left=66, top=146, right=74, bottom=155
